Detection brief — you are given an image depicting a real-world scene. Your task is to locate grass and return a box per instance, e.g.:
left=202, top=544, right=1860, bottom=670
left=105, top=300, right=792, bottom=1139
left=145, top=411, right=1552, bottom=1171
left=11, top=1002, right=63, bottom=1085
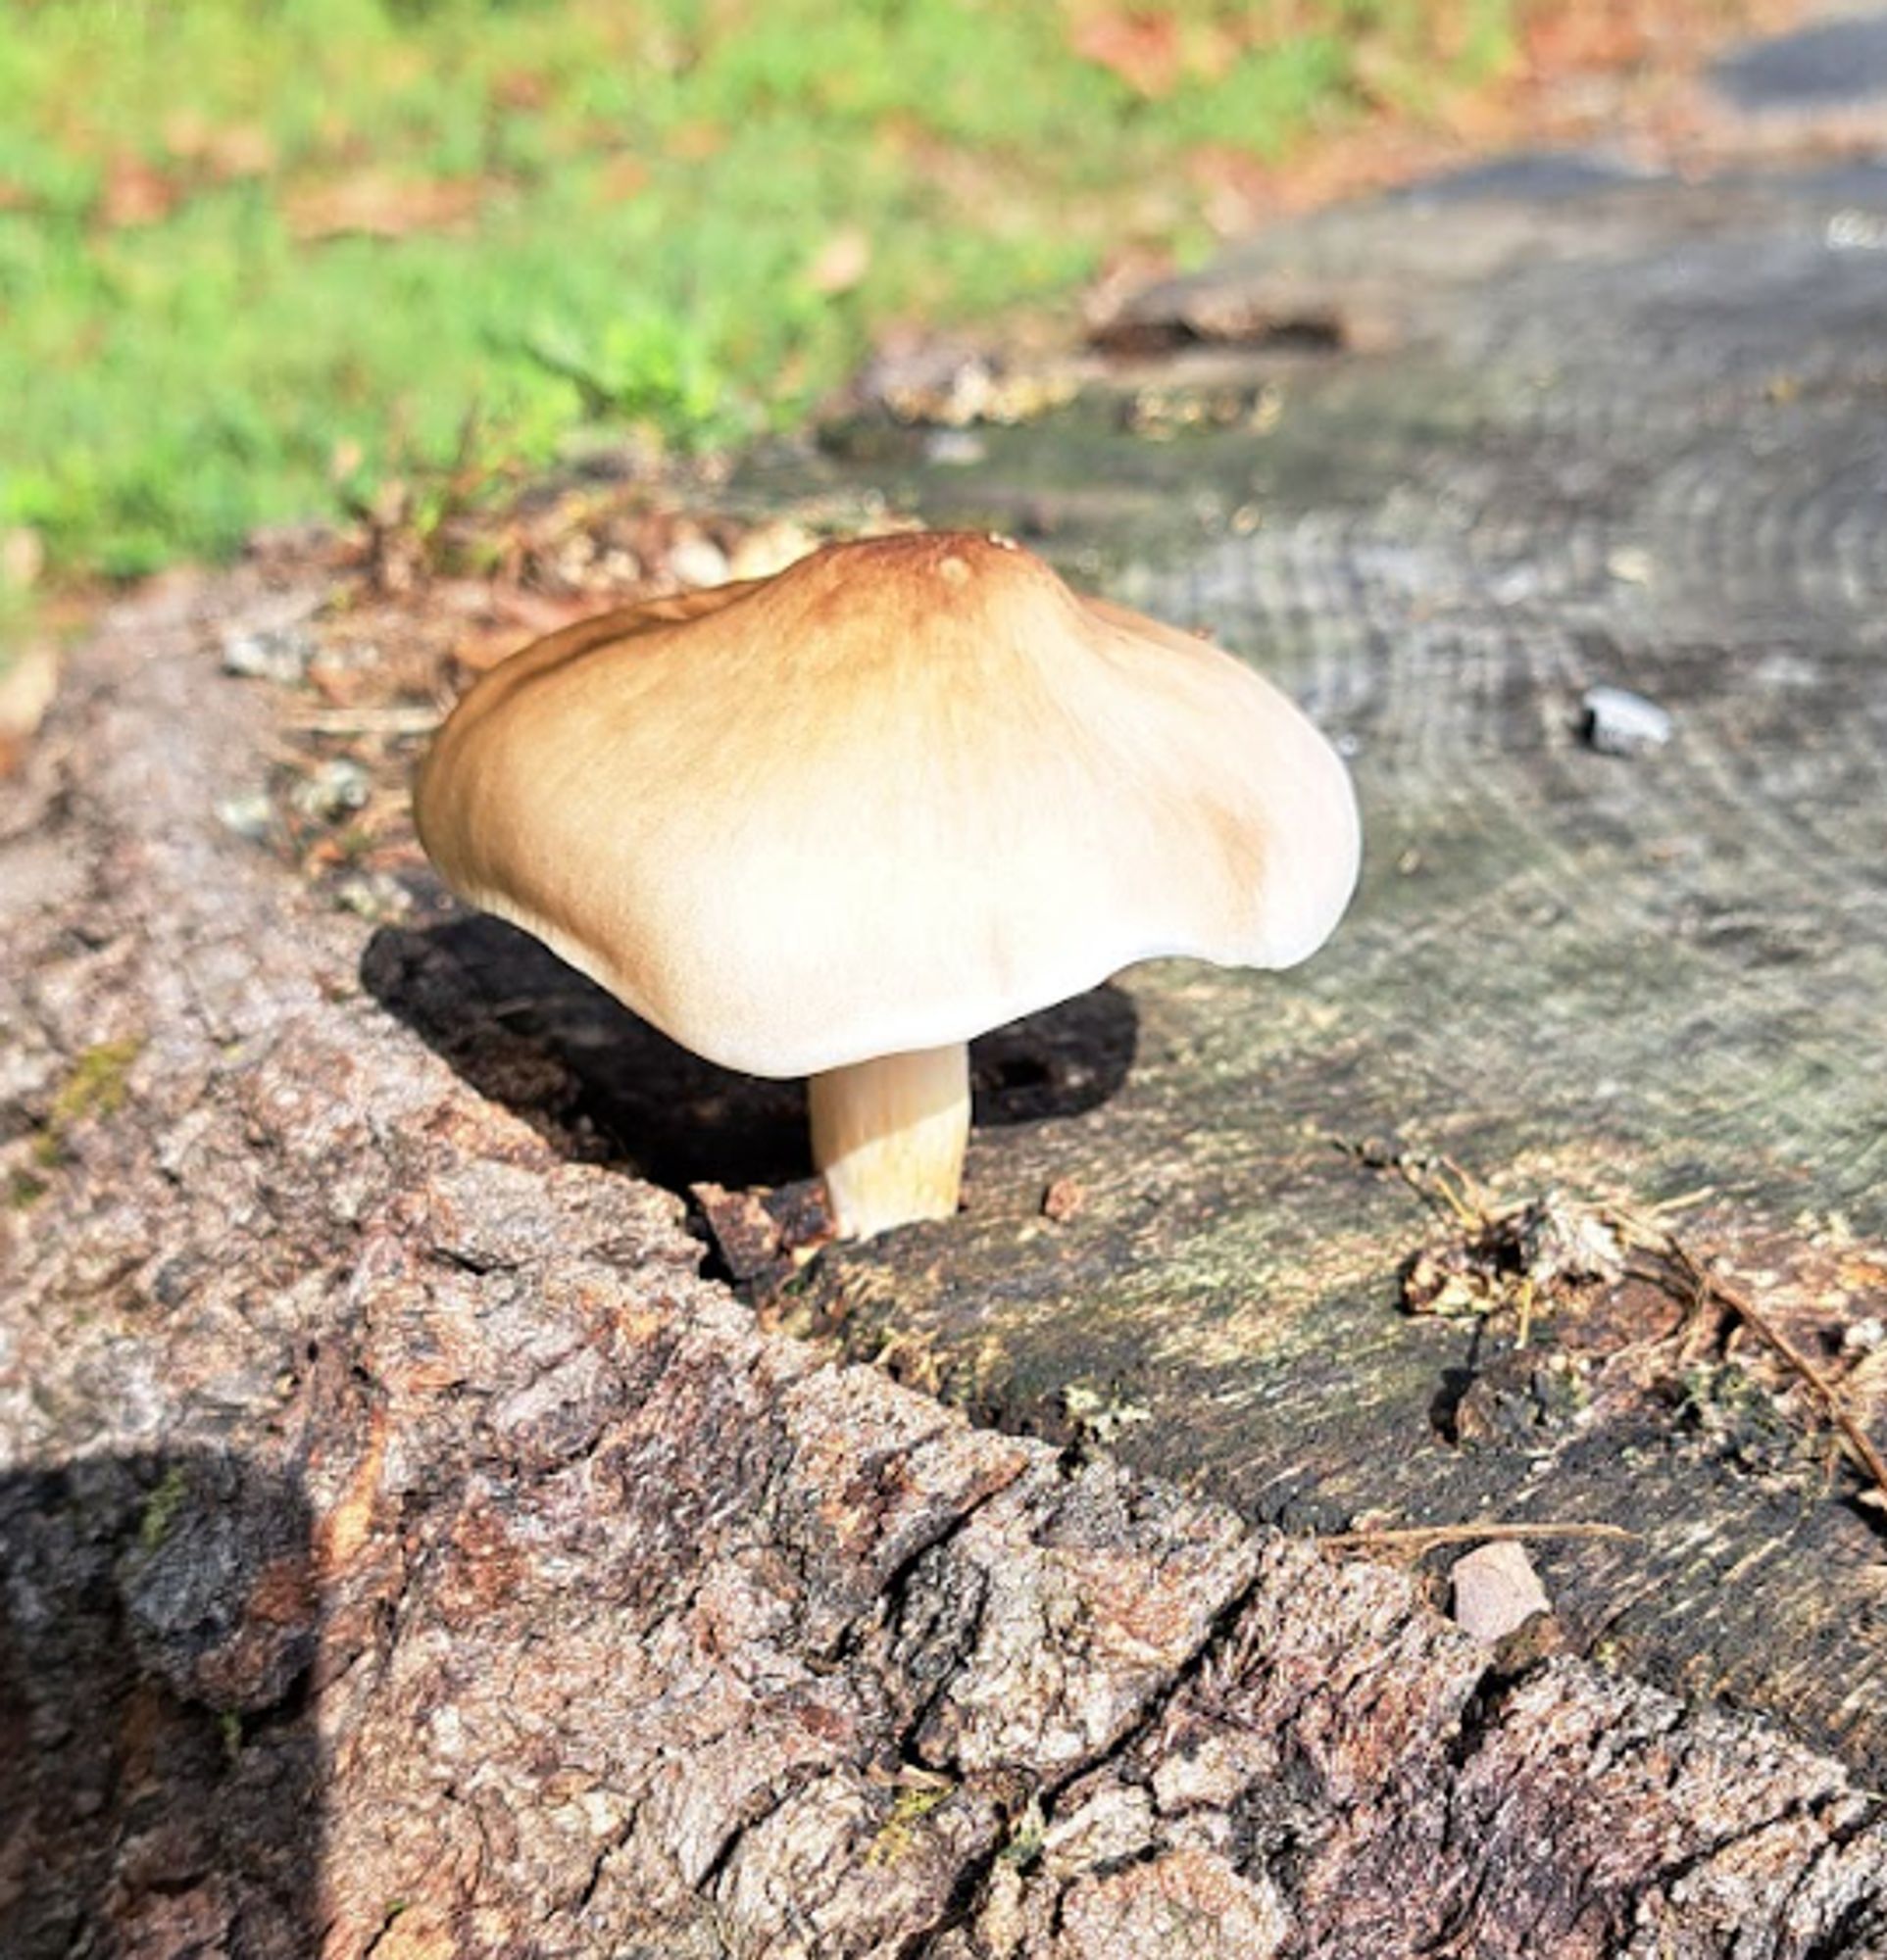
left=0, top=0, right=1521, bottom=579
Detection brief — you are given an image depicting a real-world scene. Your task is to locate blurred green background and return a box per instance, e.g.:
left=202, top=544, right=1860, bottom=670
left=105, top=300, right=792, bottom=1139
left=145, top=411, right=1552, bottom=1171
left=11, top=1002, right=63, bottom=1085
left=2, top=0, right=1531, bottom=581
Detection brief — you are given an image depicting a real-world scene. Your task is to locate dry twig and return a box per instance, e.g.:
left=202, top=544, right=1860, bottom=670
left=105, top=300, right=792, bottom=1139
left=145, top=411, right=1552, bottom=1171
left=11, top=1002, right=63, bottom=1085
left=1612, top=1208, right=1887, bottom=1504
left=280, top=705, right=441, bottom=737
left=1319, top=1521, right=1636, bottom=1551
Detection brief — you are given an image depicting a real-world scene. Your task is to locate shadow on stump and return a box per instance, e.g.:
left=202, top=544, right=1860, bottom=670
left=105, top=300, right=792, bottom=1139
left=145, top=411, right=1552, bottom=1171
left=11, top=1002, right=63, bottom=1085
left=0, top=1452, right=322, bottom=1959
left=362, top=913, right=1139, bottom=1195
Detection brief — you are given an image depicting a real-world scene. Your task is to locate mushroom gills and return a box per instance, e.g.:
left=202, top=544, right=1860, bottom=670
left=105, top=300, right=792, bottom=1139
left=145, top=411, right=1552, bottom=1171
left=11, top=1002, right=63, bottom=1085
left=808, top=1044, right=970, bottom=1240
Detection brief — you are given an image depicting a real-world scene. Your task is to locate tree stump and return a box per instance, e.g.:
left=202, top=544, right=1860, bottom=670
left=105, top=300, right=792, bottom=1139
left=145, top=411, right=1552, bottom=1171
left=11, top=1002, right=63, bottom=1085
left=7, top=82, right=1887, bottom=1960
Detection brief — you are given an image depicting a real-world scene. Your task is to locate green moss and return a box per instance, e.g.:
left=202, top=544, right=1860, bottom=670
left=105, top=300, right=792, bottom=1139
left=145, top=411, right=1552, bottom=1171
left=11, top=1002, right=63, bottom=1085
left=6, top=1166, right=48, bottom=1208
left=138, top=1465, right=189, bottom=1550
left=49, top=1037, right=142, bottom=1128
left=868, top=1777, right=956, bottom=1864
left=997, top=1793, right=1045, bottom=1872
left=28, top=1036, right=143, bottom=1169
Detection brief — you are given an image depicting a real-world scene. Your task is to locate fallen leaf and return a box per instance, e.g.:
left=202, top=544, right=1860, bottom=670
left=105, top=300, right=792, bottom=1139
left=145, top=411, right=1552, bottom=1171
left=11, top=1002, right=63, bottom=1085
left=726, top=519, right=819, bottom=581
left=1186, top=143, right=1274, bottom=238
left=100, top=154, right=181, bottom=227
left=1525, top=3, right=1650, bottom=73
left=1069, top=7, right=1182, bottom=98
left=593, top=153, right=650, bottom=204
left=284, top=172, right=485, bottom=241
left=0, top=643, right=62, bottom=779
left=490, top=68, right=551, bottom=113
left=667, top=121, right=725, bottom=163
left=667, top=529, right=730, bottom=588
left=165, top=112, right=276, bottom=179
left=805, top=225, right=871, bottom=297
left=452, top=591, right=597, bottom=673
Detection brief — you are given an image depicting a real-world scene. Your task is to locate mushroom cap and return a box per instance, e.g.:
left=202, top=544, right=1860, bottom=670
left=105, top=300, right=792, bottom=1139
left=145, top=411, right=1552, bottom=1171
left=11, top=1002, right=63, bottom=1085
left=415, top=531, right=1360, bottom=1079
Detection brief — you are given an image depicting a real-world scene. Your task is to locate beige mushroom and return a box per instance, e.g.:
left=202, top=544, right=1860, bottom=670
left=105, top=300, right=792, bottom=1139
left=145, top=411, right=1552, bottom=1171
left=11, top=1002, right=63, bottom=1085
left=415, top=530, right=1360, bottom=1239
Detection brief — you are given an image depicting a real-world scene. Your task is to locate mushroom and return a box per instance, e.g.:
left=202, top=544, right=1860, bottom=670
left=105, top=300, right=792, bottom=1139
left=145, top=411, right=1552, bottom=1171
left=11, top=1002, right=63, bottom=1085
left=414, top=531, right=1360, bottom=1239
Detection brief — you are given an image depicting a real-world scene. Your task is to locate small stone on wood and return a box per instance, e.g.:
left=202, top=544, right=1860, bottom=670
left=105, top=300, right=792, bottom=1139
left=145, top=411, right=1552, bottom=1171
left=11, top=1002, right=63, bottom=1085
left=1581, top=683, right=1673, bottom=756
left=1042, top=1176, right=1087, bottom=1223
left=1451, top=1540, right=1552, bottom=1644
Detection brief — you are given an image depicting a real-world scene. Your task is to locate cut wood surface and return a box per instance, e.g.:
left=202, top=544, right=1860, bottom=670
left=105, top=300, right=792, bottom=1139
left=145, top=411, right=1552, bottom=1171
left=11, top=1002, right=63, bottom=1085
left=767, top=153, right=1887, bottom=1782
left=7, top=29, right=1887, bottom=1955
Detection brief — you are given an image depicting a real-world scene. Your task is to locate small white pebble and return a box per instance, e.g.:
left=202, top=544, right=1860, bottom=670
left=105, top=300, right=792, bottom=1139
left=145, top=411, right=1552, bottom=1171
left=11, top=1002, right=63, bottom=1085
left=1827, top=209, right=1887, bottom=253
left=1582, top=683, right=1673, bottom=756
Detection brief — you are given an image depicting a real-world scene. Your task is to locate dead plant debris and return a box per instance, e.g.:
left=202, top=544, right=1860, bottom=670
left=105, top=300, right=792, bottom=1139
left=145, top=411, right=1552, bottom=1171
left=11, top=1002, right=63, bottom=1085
left=197, top=477, right=862, bottom=926
left=1340, top=1139, right=1887, bottom=1518
left=1041, top=1176, right=1087, bottom=1224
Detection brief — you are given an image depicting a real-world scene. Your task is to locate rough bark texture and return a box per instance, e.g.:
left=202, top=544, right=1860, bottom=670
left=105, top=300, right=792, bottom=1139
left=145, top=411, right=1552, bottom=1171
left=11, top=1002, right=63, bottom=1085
left=8, top=23, right=1887, bottom=1957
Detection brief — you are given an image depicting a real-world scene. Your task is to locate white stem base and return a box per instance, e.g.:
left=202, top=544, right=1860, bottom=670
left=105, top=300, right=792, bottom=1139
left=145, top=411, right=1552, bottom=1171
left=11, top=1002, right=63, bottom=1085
left=809, top=1045, right=970, bottom=1241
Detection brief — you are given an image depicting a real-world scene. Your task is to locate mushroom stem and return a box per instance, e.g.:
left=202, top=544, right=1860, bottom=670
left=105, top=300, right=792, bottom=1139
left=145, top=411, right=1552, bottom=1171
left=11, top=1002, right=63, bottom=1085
left=808, top=1044, right=970, bottom=1240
